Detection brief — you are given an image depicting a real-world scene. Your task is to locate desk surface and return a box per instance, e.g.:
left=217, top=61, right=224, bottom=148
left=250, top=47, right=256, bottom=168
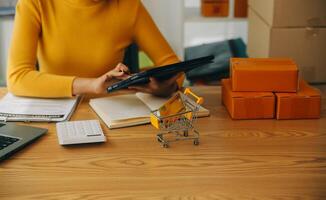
left=1, top=86, right=326, bottom=199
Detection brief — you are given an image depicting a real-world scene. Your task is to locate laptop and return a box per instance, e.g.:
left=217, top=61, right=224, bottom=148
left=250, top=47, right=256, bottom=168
left=0, top=123, right=47, bottom=161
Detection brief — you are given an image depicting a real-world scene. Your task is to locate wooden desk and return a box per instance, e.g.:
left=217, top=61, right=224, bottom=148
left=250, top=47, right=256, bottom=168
left=1, top=87, right=326, bottom=199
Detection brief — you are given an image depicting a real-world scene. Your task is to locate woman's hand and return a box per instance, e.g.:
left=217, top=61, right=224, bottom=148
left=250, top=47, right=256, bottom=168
left=129, top=74, right=180, bottom=97
left=72, top=63, right=130, bottom=95
left=89, top=63, right=130, bottom=94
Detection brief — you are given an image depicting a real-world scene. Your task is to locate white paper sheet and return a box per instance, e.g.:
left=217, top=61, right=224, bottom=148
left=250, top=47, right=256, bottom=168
left=0, top=93, right=79, bottom=121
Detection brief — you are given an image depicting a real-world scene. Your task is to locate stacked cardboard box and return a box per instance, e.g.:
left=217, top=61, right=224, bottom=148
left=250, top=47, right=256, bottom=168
left=222, top=79, right=275, bottom=119
left=201, top=0, right=229, bottom=17
left=222, top=58, right=321, bottom=120
left=234, top=0, right=248, bottom=18
left=247, top=0, right=326, bottom=83
left=275, top=81, right=321, bottom=119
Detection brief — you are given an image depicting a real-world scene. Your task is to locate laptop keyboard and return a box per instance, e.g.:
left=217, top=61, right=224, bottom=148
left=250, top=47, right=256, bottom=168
left=0, top=135, right=20, bottom=150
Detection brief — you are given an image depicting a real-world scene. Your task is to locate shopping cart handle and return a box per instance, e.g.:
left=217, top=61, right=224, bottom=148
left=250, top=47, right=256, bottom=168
left=184, top=88, right=204, bottom=105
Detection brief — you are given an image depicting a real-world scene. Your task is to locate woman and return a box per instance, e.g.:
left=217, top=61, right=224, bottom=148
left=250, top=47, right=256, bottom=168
left=7, top=0, right=183, bottom=98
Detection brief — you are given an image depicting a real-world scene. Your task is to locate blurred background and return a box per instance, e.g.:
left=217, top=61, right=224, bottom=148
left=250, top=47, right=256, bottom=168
left=0, top=0, right=325, bottom=87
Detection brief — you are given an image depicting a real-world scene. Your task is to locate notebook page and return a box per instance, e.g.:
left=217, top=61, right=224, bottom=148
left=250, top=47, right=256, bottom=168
left=91, top=94, right=150, bottom=121
left=136, top=92, right=210, bottom=117
left=135, top=92, right=167, bottom=111
left=0, top=93, right=77, bottom=118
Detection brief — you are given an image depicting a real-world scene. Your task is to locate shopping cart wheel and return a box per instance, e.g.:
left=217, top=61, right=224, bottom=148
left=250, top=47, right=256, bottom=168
left=183, top=131, right=189, bottom=137
left=163, top=143, right=169, bottom=148
left=194, top=139, right=199, bottom=145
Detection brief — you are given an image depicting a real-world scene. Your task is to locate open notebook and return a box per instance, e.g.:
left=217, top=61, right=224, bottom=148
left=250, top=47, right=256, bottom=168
left=0, top=93, right=80, bottom=122
left=89, top=93, right=210, bottom=129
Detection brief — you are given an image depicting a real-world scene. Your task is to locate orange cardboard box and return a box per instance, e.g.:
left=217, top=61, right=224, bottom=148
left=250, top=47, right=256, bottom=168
left=275, top=80, right=321, bottom=120
left=201, top=0, right=229, bottom=17
left=234, top=0, right=248, bottom=18
left=231, top=58, right=299, bottom=92
left=222, top=79, right=275, bottom=119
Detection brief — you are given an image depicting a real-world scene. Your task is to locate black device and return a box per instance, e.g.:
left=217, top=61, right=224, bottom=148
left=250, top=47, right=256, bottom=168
left=107, top=55, right=215, bottom=93
left=0, top=123, right=47, bottom=162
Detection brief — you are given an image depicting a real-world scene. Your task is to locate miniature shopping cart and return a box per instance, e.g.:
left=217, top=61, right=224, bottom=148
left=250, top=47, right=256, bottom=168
left=150, top=88, right=204, bottom=148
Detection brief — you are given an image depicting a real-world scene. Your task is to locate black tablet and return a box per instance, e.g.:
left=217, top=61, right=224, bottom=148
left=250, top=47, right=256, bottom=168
left=107, top=55, right=214, bottom=93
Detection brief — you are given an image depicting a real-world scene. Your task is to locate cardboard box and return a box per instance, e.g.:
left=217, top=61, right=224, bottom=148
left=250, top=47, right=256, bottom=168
left=201, top=0, right=229, bottom=17
left=234, top=0, right=248, bottom=18
left=248, top=8, right=326, bottom=83
left=275, top=80, right=321, bottom=119
left=231, top=58, right=299, bottom=92
left=222, top=79, right=275, bottom=119
left=248, top=0, right=326, bottom=27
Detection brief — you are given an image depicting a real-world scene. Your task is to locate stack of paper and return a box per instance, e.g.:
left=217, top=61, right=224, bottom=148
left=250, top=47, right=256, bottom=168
left=0, top=93, right=80, bottom=122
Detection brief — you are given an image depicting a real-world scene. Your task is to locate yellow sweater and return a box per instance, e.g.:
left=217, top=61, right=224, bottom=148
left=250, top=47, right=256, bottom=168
left=7, top=0, right=182, bottom=98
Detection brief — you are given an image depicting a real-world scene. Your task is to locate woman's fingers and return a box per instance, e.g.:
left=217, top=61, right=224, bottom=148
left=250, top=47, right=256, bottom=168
left=116, top=63, right=129, bottom=73
left=128, top=73, right=180, bottom=96
left=103, top=63, right=131, bottom=81
left=111, top=70, right=125, bottom=77
left=128, top=85, right=152, bottom=94
left=149, top=77, right=158, bottom=84
left=114, top=63, right=130, bottom=79
left=149, top=74, right=178, bottom=88
left=166, top=73, right=180, bottom=85
left=151, top=73, right=179, bottom=84
left=103, top=71, right=122, bottom=82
